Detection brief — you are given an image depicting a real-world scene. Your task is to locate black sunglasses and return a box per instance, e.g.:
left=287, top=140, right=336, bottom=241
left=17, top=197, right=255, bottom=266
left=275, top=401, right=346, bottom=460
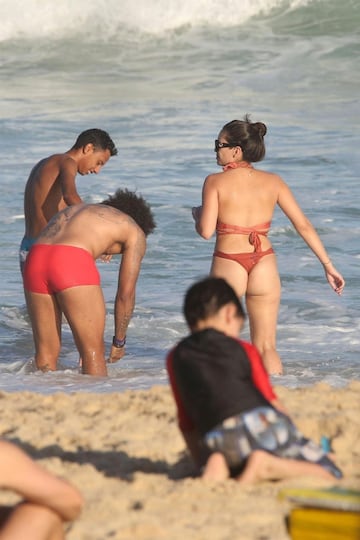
left=214, top=139, right=234, bottom=152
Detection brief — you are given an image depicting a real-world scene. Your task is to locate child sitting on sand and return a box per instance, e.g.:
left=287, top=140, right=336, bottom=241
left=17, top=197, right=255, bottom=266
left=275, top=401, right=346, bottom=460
left=166, top=277, right=343, bottom=483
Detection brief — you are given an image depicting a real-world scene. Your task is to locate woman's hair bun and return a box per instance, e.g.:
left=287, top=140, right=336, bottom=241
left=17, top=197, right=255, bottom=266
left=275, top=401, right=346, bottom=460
left=252, top=122, right=267, bottom=137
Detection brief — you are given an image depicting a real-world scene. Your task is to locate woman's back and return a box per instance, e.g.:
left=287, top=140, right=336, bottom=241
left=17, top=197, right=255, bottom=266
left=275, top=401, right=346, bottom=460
left=211, top=167, right=281, bottom=252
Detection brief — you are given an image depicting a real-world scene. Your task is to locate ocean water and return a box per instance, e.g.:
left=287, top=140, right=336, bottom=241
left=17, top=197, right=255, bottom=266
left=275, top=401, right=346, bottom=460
left=0, top=0, right=359, bottom=394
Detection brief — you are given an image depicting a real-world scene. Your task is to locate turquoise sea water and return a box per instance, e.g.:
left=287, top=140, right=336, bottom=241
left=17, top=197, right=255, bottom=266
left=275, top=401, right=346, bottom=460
left=0, top=0, right=359, bottom=393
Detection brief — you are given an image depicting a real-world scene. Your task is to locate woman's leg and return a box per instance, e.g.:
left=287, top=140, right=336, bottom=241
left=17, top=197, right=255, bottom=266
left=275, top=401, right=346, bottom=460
left=211, top=252, right=282, bottom=374
left=245, top=254, right=282, bottom=374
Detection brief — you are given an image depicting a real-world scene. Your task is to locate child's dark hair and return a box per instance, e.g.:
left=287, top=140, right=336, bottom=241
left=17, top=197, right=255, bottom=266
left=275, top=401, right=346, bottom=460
left=184, top=277, right=246, bottom=329
left=73, top=129, right=118, bottom=156
left=220, top=114, right=267, bottom=162
left=101, top=188, right=156, bottom=237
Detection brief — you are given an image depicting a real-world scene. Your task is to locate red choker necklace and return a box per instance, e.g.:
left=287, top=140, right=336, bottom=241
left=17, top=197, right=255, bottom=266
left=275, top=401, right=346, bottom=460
left=223, top=161, right=253, bottom=171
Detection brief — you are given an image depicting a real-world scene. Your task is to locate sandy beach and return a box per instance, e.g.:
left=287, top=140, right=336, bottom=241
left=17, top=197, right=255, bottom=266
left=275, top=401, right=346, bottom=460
left=0, top=381, right=359, bottom=540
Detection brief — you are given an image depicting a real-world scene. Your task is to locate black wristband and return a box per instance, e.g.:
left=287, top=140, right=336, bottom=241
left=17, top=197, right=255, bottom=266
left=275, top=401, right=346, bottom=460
left=112, top=335, right=126, bottom=348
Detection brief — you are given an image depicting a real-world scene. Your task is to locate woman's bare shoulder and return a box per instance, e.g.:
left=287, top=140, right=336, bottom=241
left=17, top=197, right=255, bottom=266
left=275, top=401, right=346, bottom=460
left=255, top=169, right=287, bottom=189
left=255, top=167, right=282, bottom=179
left=204, top=170, right=225, bottom=181
left=202, top=171, right=225, bottom=190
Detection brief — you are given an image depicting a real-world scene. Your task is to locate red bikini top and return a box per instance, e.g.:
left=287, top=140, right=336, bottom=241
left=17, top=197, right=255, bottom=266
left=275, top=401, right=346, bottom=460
left=218, top=162, right=269, bottom=251
left=222, top=161, right=253, bottom=171
left=216, top=221, right=271, bottom=252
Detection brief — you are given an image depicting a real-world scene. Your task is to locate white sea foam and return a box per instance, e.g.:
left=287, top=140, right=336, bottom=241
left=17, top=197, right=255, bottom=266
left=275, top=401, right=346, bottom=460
left=0, top=0, right=316, bottom=41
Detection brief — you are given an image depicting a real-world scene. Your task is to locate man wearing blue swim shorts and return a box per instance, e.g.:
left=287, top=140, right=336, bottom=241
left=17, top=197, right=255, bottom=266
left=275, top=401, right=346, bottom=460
left=20, top=129, right=117, bottom=273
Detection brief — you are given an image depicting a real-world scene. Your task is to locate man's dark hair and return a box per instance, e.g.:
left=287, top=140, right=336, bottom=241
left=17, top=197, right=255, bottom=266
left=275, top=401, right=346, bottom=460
left=73, top=129, right=118, bottom=156
left=184, top=277, right=246, bottom=329
left=101, top=188, right=156, bottom=237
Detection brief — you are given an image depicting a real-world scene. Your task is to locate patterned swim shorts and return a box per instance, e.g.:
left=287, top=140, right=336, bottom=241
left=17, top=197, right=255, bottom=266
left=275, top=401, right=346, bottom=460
left=204, top=407, right=342, bottom=478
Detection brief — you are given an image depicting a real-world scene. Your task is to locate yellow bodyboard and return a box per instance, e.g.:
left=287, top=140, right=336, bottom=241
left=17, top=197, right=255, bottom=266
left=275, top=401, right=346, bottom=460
left=279, top=487, right=360, bottom=512
left=279, top=487, right=360, bottom=540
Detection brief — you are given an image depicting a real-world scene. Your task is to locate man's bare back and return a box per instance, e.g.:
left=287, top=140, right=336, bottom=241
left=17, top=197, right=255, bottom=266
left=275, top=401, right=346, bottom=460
left=22, top=189, right=156, bottom=376
left=38, top=203, right=144, bottom=261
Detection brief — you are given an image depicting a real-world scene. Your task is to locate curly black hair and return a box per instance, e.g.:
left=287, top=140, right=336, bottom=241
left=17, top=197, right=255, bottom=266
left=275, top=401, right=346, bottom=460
left=101, top=189, right=156, bottom=237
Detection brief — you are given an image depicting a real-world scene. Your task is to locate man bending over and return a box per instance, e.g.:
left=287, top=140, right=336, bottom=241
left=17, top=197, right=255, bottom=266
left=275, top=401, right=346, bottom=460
left=23, top=189, right=156, bottom=376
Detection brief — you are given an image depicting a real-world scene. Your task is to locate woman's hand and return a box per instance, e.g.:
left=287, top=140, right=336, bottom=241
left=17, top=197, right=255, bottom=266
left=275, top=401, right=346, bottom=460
left=192, top=206, right=202, bottom=223
left=323, top=262, right=345, bottom=295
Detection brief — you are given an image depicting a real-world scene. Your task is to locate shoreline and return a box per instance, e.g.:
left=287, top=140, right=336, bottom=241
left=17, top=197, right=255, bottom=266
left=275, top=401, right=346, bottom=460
left=0, top=381, right=359, bottom=539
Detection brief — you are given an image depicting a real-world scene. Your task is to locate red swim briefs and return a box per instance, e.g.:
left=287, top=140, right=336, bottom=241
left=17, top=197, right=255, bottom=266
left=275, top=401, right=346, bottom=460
left=23, top=244, right=100, bottom=294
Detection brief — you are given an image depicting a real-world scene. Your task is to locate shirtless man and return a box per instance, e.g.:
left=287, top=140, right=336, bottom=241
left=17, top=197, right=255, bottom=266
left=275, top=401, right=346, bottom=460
left=22, top=189, right=156, bottom=376
left=20, top=128, right=117, bottom=272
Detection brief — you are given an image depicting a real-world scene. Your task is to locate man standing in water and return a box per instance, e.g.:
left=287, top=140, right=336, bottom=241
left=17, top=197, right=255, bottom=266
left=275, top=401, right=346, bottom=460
left=22, top=189, right=156, bottom=376
left=20, top=128, right=118, bottom=272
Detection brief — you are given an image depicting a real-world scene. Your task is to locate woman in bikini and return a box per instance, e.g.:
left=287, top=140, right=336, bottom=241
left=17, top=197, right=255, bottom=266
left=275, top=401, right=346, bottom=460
left=192, top=115, right=345, bottom=375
